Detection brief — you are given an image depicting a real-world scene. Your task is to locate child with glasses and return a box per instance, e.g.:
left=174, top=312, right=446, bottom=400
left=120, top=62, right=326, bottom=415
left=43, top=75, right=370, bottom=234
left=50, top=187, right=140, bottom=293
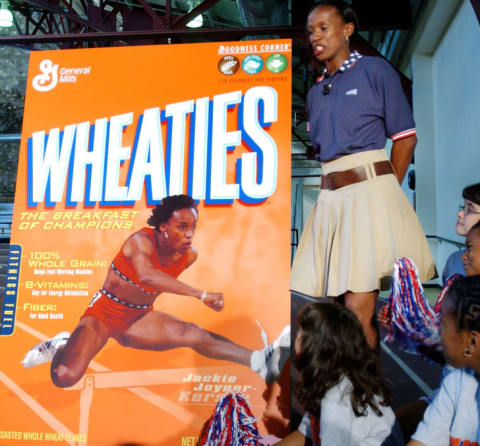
left=443, top=183, right=480, bottom=286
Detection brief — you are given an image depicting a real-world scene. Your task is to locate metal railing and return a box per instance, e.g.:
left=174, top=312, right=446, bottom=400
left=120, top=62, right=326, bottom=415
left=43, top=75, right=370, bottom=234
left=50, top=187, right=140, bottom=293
left=426, top=235, right=464, bottom=249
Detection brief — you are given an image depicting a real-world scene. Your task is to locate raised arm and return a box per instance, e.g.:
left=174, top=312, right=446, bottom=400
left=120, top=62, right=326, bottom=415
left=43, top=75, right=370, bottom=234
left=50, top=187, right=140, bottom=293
left=124, top=232, right=224, bottom=311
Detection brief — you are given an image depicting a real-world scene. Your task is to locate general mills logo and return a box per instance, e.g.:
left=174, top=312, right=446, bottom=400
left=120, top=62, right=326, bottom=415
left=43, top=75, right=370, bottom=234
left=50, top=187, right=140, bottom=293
left=32, top=59, right=58, bottom=92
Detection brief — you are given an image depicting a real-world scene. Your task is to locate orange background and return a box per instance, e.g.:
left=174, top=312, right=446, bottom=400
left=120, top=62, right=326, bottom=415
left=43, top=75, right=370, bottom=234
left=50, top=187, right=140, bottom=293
left=0, top=40, right=291, bottom=445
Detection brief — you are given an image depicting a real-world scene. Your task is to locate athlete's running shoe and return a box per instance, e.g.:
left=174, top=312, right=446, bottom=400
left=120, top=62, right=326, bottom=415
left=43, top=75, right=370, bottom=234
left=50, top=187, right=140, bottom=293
left=21, top=331, right=70, bottom=368
left=255, top=326, right=291, bottom=384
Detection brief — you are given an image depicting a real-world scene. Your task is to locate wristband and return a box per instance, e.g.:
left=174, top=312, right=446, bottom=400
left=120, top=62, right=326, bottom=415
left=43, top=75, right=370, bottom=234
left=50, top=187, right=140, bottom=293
left=200, top=290, right=207, bottom=302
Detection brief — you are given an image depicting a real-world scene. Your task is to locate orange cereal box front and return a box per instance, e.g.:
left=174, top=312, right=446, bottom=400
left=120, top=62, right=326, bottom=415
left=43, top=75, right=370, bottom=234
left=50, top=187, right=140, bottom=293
left=0, top=40, right=291, bottom=445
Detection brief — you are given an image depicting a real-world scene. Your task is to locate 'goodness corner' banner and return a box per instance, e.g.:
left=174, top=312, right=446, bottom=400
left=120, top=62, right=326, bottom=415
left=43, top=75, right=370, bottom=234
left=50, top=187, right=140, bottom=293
left=0, top=40, right=291, bottom=445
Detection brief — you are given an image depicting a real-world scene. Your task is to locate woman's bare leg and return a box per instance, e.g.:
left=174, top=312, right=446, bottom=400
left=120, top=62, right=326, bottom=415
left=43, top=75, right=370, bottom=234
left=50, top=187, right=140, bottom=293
left=121, top=311, right=252, bottom=366
left=51, top=316, right=109, bottom=388
left=344, top=290, right=379, bottom=349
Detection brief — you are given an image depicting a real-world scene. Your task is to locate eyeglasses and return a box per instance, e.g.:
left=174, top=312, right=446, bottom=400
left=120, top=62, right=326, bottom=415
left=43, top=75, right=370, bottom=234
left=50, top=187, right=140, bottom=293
left=459, top=205, right=480, bottom=216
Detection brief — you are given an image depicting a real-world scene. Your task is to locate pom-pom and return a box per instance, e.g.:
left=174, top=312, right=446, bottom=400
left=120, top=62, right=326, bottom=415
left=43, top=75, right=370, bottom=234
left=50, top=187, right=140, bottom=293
left=197, top=392, right=261, bottom=446
left=434, top=273, right=460, bottom=314
left=379, top=258, right=442, bottom=353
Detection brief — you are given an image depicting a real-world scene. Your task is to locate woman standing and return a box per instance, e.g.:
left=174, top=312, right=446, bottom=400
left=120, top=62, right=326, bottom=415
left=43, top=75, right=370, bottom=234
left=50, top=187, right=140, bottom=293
left=291, top=1, right=435, bottom=347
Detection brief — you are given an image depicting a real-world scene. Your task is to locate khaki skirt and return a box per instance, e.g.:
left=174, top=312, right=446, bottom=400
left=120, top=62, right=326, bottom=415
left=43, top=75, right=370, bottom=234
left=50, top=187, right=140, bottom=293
left=290, top=149, right=436, bottom=297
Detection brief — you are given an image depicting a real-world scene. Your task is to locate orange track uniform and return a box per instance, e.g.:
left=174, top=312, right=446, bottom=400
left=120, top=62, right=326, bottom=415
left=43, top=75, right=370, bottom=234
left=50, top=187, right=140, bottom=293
left=82, top=227, right=189, bottom=337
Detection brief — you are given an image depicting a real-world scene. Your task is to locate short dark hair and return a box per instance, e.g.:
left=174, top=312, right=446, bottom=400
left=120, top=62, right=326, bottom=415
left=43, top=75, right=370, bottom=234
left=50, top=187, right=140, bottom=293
left=463, top=183, right=480, bottom=207
left=309, top=1, right=360, bottom=34
left=445, top=275, right=480, bottom=332
left=295, top=302, right=391, bottom=417
left=147, top=195, right=197, bottom=230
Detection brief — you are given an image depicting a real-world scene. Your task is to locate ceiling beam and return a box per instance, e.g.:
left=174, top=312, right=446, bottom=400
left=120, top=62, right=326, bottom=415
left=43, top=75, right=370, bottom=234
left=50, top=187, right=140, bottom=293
left=171, top=0, right=222, bottom=28
left=0, top=25, right=305, bottom=45
left=19, top=0, right=105, bottom=32
left=135, top=0, right=165, bottom=29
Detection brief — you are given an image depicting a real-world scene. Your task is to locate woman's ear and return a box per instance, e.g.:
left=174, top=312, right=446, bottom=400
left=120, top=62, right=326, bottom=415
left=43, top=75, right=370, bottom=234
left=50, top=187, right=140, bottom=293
left=344, top=22, right=354, bottom=39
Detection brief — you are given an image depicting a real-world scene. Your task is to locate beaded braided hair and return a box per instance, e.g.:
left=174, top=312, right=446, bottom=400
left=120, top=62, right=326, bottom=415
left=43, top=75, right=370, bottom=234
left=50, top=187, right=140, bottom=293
left=445, top=273, right=480, bottom=333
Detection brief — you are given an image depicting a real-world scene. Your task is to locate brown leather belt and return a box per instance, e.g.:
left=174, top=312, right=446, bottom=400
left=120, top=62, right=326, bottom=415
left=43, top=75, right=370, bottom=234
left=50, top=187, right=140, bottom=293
left=321, top=160, right=394, bottom=191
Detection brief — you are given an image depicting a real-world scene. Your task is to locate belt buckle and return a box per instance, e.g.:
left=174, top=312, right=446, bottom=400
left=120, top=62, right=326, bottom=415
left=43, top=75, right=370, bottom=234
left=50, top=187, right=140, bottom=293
left=326, top=173, right=336, bottom=190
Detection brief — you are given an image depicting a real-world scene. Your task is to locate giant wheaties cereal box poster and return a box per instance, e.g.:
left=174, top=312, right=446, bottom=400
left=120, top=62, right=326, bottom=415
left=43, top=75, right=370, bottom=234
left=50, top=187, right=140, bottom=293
left=0, top=40, right=291, bottom=445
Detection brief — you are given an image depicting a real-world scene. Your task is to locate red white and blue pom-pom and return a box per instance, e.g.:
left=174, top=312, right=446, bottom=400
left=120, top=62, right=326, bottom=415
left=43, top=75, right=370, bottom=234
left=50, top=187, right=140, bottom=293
left=197, top=392, right=261, bottom=446
left=434, top=273, right=459, bottom=313
left=379, top=258, right=459, bottom=354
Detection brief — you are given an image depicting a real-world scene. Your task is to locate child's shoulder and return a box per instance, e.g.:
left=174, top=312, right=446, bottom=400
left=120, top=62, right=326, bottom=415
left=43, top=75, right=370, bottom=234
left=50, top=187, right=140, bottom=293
left=319, top=377, right=402, bottom=445
left=442, top=367, right=478, bottom=390
left=324, top=377, right=389, bottom=413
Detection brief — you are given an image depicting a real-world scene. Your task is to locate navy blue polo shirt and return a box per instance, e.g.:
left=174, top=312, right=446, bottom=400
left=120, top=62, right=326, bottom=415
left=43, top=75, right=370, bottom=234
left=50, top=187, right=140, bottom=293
left=307, top=53, right=416, bottom=162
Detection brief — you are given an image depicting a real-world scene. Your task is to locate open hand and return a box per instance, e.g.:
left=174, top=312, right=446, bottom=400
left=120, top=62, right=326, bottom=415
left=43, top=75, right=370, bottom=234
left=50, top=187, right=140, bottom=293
left=203, top=292, right=224, bottom=312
